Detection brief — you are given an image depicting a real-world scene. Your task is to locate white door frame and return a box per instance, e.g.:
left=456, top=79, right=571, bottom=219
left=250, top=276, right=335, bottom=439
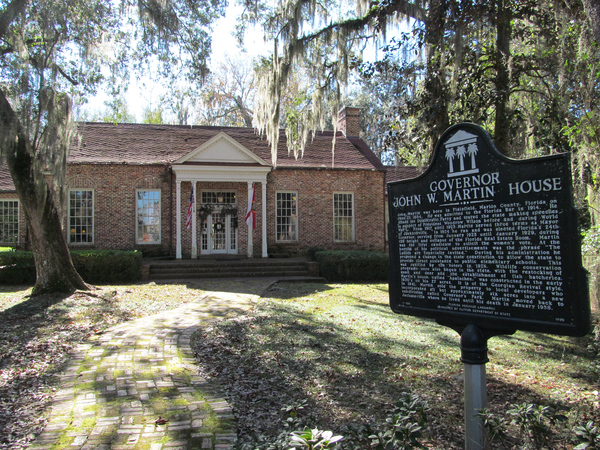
left=206, top=211, right=238, bottom=255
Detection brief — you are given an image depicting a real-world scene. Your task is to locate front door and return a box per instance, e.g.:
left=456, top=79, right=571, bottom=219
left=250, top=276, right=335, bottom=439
left=201, top=191, right=238, bottom=255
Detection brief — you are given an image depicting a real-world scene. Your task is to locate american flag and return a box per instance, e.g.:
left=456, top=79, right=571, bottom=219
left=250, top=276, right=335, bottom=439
left=186, top=186, right=194, bottom=229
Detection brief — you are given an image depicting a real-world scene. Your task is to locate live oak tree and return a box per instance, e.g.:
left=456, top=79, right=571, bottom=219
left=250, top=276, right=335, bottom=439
left=250, top=0, right=600, bottom=217
left=196, top=56, right=257, bottom=127
left=0, top=0, right=225, bottom=295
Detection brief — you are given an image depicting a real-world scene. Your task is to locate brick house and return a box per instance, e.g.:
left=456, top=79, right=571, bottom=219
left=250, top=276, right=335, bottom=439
left=0, top=107, right=388, bottom=258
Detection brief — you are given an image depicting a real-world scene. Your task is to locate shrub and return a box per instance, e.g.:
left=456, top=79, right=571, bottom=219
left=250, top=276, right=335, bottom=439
left=306, top=247, right=325, bottom=261
left=71, top=250, right=142, bottom=283
left=315, top=251, right=388, bottom=282
left=0, top=250, right=35, bottom=284
left=0, top=249, right=142, bottom=284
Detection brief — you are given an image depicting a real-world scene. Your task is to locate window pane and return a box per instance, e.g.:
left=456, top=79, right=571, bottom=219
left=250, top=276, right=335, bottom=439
left=333, top=193, right=353, bottom=242
left=69, top=190, right=93, bottom=243
left=0, top=200, right=19, bottom=244
left=137, top=190, right=161, bottom=243
left=276, top=192, right=297, bottom=242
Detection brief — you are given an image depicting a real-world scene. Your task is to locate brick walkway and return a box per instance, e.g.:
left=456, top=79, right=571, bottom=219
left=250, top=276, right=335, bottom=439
left=28, top=285, right=265, bottom=450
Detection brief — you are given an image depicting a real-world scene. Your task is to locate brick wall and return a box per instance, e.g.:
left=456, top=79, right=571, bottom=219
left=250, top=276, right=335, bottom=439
left=65, top=164, right=385, bottom=258
left=66, top=164, right=173, bottom=255
left=267, top=168, right=386, bottom=255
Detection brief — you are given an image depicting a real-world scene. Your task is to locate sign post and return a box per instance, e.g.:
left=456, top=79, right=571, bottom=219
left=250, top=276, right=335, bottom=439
left=387, top=123, right=590, bottom=449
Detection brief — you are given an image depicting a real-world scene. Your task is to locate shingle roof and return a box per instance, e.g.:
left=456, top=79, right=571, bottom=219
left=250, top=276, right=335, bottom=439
left=0, top=123, right=384, bottom=192
left=0, top=166, right=15, bottom=192
left=71, top=122, right=383, bottom=170
left=385, top=165, right=422, bottom=184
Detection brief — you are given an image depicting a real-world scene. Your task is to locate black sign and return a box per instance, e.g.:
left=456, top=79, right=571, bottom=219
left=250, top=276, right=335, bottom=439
left=388, top=123, right=590, bottom=336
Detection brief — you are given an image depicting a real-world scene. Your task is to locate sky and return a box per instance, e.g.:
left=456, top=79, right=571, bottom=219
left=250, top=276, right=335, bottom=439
left=78, top=4, right=270, bottom=122
left=77, top=3, right=408, bottom=123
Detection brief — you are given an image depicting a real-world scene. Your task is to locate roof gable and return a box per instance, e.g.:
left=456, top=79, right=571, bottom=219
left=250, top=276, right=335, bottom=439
left=69, top=122, right=383, bottom=171
left=175, top=132, right=269, bottom=166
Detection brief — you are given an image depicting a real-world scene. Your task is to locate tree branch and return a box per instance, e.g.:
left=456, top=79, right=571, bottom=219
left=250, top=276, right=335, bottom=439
left=285, top=0, right=426, bottom=54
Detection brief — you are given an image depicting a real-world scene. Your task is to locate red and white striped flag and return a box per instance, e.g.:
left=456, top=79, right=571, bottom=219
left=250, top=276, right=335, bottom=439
left=245, top=183, right=256, bottom=229
left=186, top=186, right=194, bottom=229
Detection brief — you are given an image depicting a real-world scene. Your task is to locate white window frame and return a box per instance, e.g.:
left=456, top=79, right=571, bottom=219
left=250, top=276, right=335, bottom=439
left=68, top=189, right=94, bottom=244
left=333, top=192, right=355, bottom=242
left=275, top=191, right=298, bottom=242
left=0, top=199, right=19, bottom=245
left=136, top=189, right=162, bottom=244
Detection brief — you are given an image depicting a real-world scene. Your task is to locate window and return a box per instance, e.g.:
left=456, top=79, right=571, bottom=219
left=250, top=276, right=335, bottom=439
left=276, top=192, right=297, bottom=242
left=201, top=191, right=236, bottom=206
left=0, top=200, right=19, bottom=244
left=69, top=190, right=93, bottom=243
left=333, top=192, right=354, bottom=242
left=137, top=190, right=161, bottom=243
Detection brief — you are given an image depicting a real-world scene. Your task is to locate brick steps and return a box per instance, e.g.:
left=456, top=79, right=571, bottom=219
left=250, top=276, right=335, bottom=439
left=146, top=258, right=321, bottom=281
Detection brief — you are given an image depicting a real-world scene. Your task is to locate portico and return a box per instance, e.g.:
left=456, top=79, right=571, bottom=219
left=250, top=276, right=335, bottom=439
left=171, top=132, right=272, bottom=259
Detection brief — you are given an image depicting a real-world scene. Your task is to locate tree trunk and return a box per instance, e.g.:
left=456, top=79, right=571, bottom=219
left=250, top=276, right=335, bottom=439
left=0, top=90, right=89, bottom=295
left=494, top=0, right=514, bottom=157
left=583, top=0, right=600, bottom=44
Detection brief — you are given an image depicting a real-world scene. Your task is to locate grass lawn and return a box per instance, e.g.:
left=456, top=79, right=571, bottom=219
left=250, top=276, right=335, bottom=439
left=0, top=280, right=597, bottom=449
left=191, top=282, right=600, bottom=449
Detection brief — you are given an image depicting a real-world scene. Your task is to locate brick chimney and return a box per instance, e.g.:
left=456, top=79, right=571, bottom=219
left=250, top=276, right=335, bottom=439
left=337, top=106, right=361, bottom=137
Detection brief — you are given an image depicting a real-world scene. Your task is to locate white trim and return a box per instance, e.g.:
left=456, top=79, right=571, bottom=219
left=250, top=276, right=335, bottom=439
left=174, top=132, right=271, bottom=166
left=172, top=165, right=270, bottom=184
left=176, top=181, right=182, bottom=259
left=135, top=189, right=162, bottom=245
left=261, top=183, right=268, bottom=258
left=247, top=182, right=253, bottom=257
left=333, top=191, right=355, bottom=243
left=67, top=188, right=94, bottom=245
left=199, top=189, right=238, bottom=255
left=275, top=190, right=298, bottom=243
left=0, top=199, right=19, bottom=245
left=191, top=181, right=197, bottom=258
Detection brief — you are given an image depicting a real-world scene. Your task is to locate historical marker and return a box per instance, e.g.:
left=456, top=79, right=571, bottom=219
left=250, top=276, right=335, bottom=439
left=388, top=123, right=590, bottom=337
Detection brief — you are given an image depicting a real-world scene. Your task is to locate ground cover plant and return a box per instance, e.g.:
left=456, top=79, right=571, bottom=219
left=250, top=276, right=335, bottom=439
left=190, top=282, right=600, bottom=449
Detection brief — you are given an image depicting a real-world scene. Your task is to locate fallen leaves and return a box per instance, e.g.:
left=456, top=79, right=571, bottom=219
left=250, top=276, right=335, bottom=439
left=0, top=282, right=206, bottom=449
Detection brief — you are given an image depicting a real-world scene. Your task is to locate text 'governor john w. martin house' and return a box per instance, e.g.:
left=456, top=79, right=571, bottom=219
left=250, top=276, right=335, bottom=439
left=388, top=123, right=589, bottom=337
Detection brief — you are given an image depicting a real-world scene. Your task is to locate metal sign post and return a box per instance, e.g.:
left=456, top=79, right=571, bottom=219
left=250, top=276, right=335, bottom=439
left=387, top=123, right=590, bottom=449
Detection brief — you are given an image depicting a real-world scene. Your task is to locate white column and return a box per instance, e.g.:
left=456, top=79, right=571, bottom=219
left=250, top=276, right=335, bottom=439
left=247, top=182, right=253, bottom=258
left=176, top=180, right=182, bottom=259
left=191, top=181, right=197, bottom=259
left=261, top=181, right=268, bottom=258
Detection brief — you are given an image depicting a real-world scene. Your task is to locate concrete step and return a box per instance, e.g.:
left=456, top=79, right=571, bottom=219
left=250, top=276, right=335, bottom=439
left=150, top=270, right=312, bottom=280
left=145, top=258, right=319, bottom=281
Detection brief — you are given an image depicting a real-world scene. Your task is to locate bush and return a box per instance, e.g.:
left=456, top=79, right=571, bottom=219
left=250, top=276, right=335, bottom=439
left=0, top=249, right=142, bottom=284
left=315, top=251, right=388, bottom=282
left=71, top=250, right=142, bottom=283
left=306, top=247, right=325, bottom=261
left=0, top=250, right=35, bottom=284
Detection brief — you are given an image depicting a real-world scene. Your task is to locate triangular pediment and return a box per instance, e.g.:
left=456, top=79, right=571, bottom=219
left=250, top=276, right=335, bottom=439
left=174, top=132, right=270, bottom=166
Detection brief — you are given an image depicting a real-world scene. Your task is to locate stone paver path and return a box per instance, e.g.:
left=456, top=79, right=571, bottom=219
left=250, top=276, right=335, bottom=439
left=29, top=283, right=267, bottom=450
